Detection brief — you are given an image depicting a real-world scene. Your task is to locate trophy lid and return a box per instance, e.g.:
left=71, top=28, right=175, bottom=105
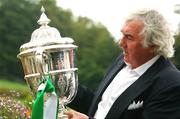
left=19, top=6, right=75, bottom=54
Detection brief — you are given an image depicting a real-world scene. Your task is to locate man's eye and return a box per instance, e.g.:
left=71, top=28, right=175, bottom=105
left=126, top=35, right=132, bottom=40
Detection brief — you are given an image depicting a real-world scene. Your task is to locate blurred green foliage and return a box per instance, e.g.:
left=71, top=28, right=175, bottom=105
left=0, top=79, right=32, bottom=103
left=0, top=0, right=180, bottom=90
left=0, top=0, right=121, bottom=90
left=172, top=32, right=180, bottom=68
left=0, top=79, right=32, bottom=118
left=1, top=0, right=180, bottom=117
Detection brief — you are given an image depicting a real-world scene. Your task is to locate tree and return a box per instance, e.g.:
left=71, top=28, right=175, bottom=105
left=173, top=32, right=180, bottom=69
left=0, top=0, right=39, bottom=81
left=0, top=0, right=121, bottom=90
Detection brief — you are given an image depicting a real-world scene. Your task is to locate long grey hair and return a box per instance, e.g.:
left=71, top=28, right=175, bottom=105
left=125, top=9, right=175, bottom=58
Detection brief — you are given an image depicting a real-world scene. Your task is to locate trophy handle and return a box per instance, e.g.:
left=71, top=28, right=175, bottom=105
left=35, top=47, right=49, bottom=76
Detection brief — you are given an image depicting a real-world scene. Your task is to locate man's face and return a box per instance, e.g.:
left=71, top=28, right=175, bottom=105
left=119, top=20, right=156, bottom=68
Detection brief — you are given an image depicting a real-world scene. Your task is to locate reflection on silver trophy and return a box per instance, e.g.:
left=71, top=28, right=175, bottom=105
left=17, top=7, right=78, bottom=119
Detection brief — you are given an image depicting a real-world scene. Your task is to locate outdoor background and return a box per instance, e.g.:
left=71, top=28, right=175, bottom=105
left=0, top=0, right=180, bottom=118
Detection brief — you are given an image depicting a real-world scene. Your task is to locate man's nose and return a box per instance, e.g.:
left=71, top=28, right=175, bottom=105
left=118, top=39, right=122, bottom=46
left=119, top=38, right=125, bottom=48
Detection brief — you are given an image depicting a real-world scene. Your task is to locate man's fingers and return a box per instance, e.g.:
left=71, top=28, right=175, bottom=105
left=65, top=109, right=74, bottom=118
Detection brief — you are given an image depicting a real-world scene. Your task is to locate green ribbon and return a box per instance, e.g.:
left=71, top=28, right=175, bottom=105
left=31, top=74, right=58, bottom=119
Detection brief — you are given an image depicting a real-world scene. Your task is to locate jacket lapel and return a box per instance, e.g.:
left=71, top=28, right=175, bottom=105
left=106, top=56, right=166, bottom=118
left=88, top=54, right=125, bottom=116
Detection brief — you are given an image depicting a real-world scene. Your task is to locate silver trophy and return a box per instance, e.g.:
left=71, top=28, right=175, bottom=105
left=17, top=7, right=78, bottom=118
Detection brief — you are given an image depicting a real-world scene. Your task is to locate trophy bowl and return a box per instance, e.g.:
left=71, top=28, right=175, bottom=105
left=17, top=7, right=78, bottom=119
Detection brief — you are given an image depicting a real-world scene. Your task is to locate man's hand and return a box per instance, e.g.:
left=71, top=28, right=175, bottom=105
left=65, top=109, right=89, bottom=119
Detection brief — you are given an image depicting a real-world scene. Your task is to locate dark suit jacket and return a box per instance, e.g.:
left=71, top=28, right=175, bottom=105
left=69, top=54, right=180, bottom=119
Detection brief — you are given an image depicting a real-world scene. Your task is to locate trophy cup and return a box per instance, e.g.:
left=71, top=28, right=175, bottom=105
left=17, top=7, right=78, bottom=119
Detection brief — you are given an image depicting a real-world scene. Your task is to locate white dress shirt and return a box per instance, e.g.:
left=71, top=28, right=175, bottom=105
left=94, top=55, right=160, bottom=119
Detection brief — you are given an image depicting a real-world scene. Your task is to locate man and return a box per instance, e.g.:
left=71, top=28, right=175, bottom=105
left=66, top=9, right=180, bottom=119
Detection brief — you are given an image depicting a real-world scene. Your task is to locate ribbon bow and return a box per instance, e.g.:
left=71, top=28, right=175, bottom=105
left=31, top=74, right=58, bottom=119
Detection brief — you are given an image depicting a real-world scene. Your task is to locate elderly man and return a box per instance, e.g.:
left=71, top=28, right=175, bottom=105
left=66, top=9, right=180, bottom=119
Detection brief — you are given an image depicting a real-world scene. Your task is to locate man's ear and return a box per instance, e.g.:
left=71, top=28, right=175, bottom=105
left=149, top=45, right=158, bottom=53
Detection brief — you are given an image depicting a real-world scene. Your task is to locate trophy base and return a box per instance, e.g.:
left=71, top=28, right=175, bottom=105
left=58, top=114, right=68, bottom=119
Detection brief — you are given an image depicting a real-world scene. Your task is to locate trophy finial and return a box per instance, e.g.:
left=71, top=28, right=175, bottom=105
left=37, top=6, right=51, bottom=26
left=41, top=6, right=45, bottom=13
